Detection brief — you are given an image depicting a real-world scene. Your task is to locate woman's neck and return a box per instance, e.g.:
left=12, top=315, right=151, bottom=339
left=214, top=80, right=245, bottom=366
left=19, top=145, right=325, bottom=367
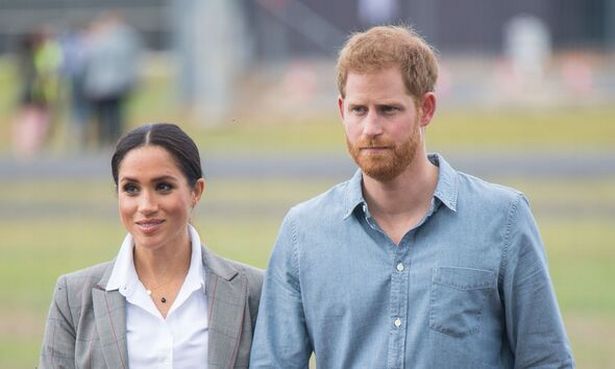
left=133, top=235, right=192, bottom=284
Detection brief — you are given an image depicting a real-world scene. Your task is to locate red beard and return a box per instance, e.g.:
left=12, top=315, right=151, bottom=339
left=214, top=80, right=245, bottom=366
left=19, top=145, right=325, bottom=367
left=346, top=128, right=420, bottom=182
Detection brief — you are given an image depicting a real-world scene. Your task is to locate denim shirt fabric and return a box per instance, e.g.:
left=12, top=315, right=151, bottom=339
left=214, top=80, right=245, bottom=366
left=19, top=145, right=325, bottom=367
left=250, top=154, right=574, bottom=369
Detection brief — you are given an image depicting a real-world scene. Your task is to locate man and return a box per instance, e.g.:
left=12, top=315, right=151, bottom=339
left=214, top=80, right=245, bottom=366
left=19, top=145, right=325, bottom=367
left=250, top=25, right=574, bottom=368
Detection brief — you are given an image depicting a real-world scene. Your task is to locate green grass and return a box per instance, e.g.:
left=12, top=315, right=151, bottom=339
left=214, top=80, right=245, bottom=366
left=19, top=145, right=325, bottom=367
left=429, top=107, right=615, bottom=151
left=542, top=219, right=615, bottom=312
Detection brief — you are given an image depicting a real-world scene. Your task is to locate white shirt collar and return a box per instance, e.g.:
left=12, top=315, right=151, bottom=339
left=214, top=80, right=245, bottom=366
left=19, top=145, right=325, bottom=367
left=106, top=224, right=206, bottom=300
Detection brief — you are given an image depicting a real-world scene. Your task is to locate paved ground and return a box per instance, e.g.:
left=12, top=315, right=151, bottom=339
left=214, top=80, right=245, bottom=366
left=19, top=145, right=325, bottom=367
left=2, top=150, right=615, bottom=181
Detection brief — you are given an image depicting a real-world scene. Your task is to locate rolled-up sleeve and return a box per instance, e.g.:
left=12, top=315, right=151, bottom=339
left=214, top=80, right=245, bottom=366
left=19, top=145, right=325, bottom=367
left=250, top=211, right=312, bottom=369
left=501, top=194, right=575, bottom=368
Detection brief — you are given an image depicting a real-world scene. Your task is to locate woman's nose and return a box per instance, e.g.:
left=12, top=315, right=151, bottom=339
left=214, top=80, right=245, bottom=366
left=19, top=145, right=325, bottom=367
left=138, top=191, right=158, bottom=214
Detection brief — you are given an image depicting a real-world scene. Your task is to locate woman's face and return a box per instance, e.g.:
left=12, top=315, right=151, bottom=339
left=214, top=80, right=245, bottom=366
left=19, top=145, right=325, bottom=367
left=117, top=145, right=204, bottom=252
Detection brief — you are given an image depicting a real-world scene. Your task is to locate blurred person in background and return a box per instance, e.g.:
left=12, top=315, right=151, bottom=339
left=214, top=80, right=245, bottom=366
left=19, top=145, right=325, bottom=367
left=12, top=28, right=62, bottom=159
left=39, top=123, right=263, bottom=368
left=59, top=23, right=92, bottom=151
left=250, top=25, right=574, bottom=368
left=83, top=11, right=141, bottom=148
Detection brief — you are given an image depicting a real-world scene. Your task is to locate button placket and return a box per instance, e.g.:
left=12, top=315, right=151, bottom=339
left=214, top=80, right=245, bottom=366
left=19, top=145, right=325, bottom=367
left=386, top=236, right=411, bottom=369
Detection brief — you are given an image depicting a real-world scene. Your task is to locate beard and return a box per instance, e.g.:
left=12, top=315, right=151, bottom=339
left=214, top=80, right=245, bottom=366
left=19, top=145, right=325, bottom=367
left=346, top=126, right=420, bottom=182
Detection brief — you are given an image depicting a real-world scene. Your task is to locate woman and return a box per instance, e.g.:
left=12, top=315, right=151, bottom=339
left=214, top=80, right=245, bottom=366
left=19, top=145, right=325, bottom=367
left=39, top=123, right=263, bottom=369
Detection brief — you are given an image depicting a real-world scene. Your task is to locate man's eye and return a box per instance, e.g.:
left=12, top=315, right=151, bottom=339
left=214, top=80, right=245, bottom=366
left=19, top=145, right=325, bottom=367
left=381, top=106, right=398, bottom=114
left=351, top=106, right=367, bottom=114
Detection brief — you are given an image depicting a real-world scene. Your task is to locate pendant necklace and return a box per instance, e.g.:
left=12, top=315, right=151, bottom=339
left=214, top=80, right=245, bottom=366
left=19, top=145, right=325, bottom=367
left=143, top=269, right=174, bottom=304
left=146, top=289, right=168, bottom=303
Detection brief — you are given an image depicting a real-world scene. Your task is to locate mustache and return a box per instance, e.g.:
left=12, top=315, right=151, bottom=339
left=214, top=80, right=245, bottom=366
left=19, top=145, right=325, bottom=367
left=357, top=138, right=394, bottom=148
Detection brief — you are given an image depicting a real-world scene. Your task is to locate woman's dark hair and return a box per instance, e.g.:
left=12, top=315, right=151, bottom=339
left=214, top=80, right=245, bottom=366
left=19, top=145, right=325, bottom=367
left=111, top=123, right=203, bottom=188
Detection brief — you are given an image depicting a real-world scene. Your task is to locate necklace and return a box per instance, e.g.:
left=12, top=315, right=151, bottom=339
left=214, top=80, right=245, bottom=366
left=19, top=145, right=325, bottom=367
left=144, top=276, right=175, bottom=304
left=146, top=289, right=168, bottom=303
left=141, top=268, right=175, bottom=304
left=135, top=249, right=190, bottom=306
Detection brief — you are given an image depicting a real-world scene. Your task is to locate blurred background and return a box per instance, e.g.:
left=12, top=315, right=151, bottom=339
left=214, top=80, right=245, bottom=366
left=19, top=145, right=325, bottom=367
left=0, top=0, right=614, bottom=368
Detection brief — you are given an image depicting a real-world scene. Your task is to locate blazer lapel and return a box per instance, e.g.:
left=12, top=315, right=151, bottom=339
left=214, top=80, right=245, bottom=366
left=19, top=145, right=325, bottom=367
left=92, top=264, right=129, bottom=369
left=203, top=247, right=248, bottom=369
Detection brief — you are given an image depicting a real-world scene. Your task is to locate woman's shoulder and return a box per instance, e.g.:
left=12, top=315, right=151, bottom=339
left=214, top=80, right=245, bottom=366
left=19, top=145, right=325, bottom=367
left=57, top=260, right=114, bottom=290
left=204, top=248, right=263, bottom=293
left=217, top=256, right=263, bottom=284
left=231, top=259, right=263, bottom=288
left=218, top=258, right=264, bottom=313
left=49, top=261, right=115, bottom=312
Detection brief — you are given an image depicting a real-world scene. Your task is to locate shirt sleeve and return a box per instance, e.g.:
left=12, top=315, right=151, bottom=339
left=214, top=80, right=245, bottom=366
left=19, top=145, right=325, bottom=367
left=249, top=211, right=312, bottom=369
left=38, top=275, right=77, bottom=369
left=501, top=194, right=575, bottom=368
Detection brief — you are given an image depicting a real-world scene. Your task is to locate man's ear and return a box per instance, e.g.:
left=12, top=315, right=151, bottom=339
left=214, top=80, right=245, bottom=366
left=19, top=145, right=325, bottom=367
left=418, top=92, right=437, bottom=127
left=338, top=95, right=345, bottom=120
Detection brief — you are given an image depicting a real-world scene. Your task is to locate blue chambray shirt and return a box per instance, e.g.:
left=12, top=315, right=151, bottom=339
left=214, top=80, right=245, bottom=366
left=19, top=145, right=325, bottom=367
left=250, top=154, right=574, bottom=369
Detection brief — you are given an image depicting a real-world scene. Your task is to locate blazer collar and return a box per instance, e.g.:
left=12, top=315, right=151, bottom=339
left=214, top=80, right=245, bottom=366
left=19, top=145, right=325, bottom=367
left=202, top=246, right=247, bottom=368
left=93, top=263, right=129, bottom=369
left=202, top=246, right=239, bottom=281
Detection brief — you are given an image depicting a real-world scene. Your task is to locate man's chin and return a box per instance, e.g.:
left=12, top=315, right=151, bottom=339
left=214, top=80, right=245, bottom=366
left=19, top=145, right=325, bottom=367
left=358, top=162, right=403, bottom=182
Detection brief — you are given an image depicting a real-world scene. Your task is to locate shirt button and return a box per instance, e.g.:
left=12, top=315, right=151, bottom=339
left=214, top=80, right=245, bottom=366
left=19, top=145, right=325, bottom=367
left=394, top=318, right=402, bottom=327
left=396, top=263, right=404, bottom=272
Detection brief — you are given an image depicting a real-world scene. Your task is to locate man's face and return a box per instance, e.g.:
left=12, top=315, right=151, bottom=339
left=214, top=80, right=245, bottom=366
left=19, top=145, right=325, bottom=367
left=339, top=67, right=423, bottom=182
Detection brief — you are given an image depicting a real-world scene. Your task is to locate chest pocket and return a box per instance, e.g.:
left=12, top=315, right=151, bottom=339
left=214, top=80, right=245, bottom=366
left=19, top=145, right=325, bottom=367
left=429, top=266, right=496, bottom=338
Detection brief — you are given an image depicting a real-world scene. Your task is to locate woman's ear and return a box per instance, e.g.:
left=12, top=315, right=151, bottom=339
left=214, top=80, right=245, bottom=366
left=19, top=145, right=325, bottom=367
left=192, top=178, right=206, bottom=207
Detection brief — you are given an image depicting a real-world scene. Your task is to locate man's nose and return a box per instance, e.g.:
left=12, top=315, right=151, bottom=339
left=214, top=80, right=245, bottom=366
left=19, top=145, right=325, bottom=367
left=363, top=110, right=383, bottom=137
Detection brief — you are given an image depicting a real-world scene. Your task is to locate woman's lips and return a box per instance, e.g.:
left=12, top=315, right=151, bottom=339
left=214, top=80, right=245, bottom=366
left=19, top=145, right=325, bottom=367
left=135, top=219, right=164, bottom=234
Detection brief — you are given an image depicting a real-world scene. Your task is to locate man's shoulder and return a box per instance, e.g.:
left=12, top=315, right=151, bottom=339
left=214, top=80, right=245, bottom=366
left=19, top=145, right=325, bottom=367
left=288, top=178, right=352, bottom=218
left=456, top=170, right=525, bottom=207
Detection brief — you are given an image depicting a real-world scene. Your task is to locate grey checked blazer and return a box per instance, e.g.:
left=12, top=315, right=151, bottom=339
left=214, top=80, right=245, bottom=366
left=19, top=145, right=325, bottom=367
left=38, top=246, right=263, bottom=369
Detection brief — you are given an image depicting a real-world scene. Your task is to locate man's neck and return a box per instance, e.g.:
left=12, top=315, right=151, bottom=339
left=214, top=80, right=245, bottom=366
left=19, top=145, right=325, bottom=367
left=362, top=155, right=439, bottom=245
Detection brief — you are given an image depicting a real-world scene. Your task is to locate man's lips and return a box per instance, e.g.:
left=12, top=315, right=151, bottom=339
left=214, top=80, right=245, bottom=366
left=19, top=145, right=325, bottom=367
left=360, top=146, right=392, bottom=152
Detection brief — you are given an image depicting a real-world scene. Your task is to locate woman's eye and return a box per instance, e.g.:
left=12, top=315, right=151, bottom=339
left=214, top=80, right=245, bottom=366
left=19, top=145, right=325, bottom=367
left=122, top=184, right=139, bottom=195
left=157, top=183, right=173, bottom=192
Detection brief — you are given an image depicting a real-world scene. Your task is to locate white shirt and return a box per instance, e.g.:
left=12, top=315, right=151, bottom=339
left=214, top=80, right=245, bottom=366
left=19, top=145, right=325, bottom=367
left=106, top=225, right=208, bottom=369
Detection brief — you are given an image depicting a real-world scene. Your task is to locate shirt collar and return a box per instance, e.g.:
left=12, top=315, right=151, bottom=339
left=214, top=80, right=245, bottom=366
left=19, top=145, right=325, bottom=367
left=105, top=232, right=138, bottom=293
left=429, top=153, right=458, bottom=212
left=106, top=224, right=205, bottom=295
left=343, top=169, right=365, bottom=219
left=342, top=153, right=458, bottom=219
left=183, top=225, right=205, bottom=293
